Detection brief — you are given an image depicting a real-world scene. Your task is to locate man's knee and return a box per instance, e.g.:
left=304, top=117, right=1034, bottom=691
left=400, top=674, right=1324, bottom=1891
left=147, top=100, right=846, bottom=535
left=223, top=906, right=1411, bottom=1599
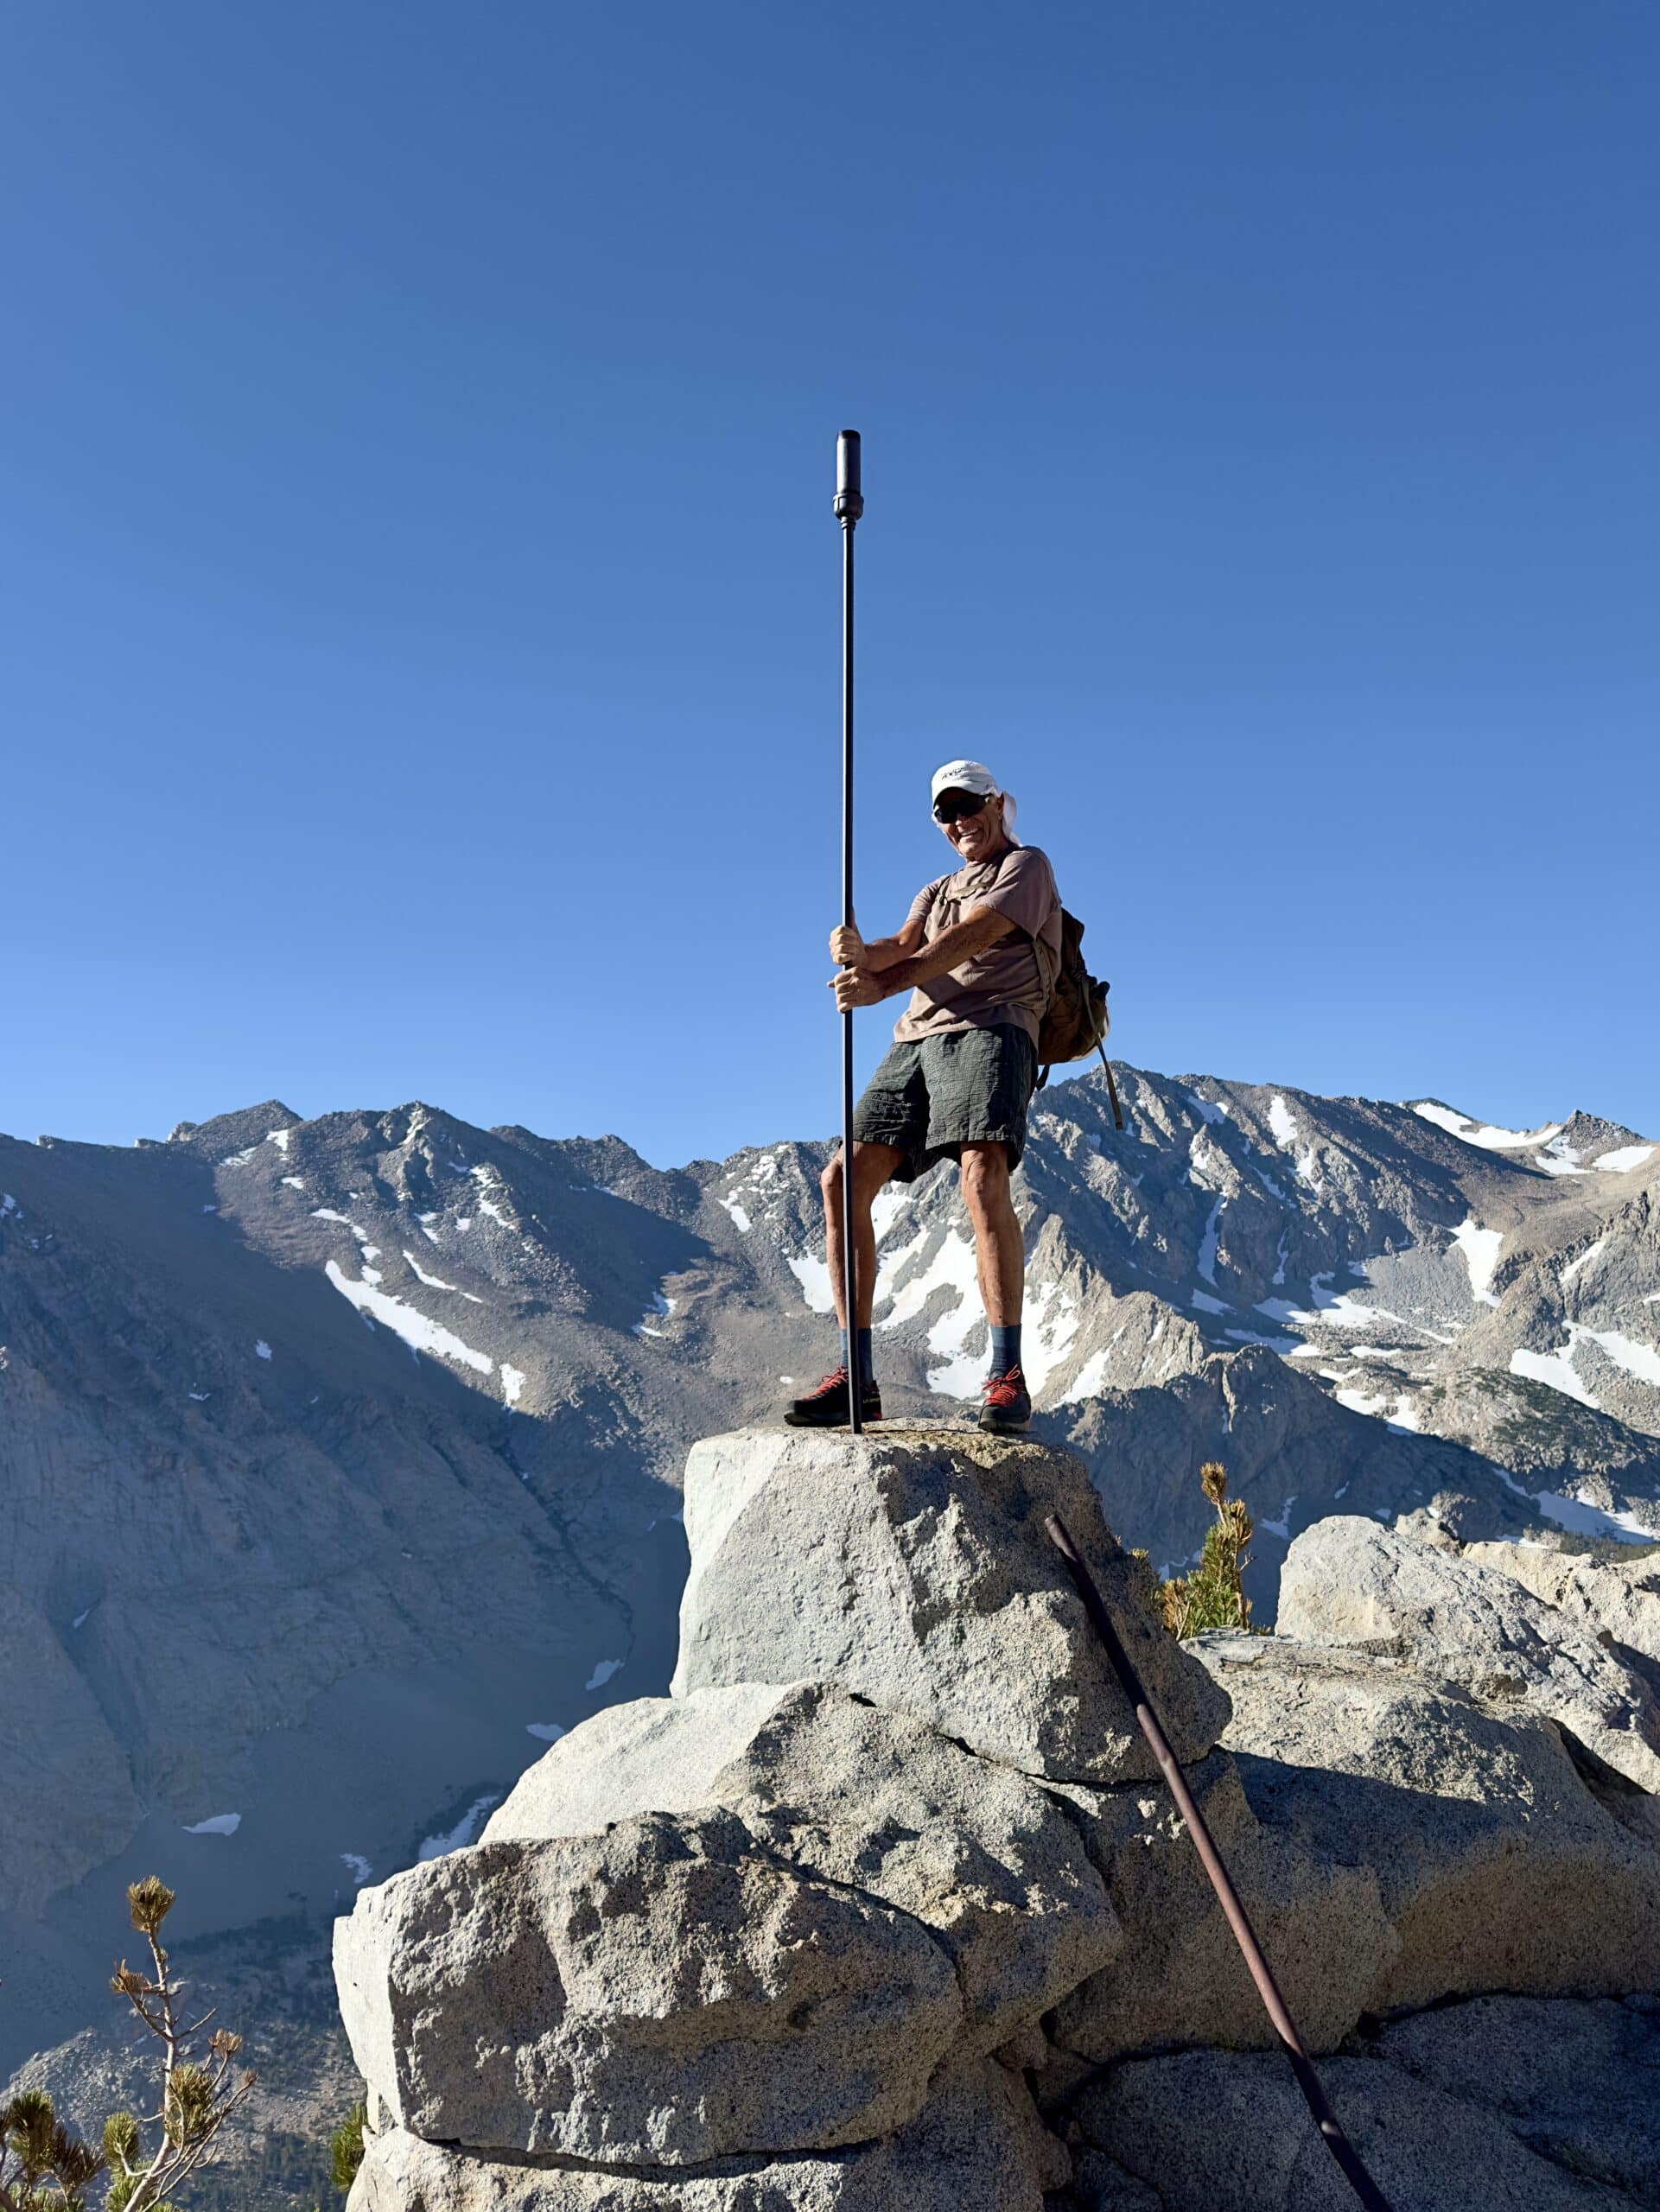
left=824, top=1142, right=898, bottom=1210
left=959, top=1142, right=1011, bottom=1211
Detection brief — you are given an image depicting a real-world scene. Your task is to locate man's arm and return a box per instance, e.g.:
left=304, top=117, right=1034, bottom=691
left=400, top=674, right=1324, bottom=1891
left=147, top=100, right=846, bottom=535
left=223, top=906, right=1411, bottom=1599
left=831, top=906, right=1014, bottom=1008
left=829, top=913, right=927, bottom=973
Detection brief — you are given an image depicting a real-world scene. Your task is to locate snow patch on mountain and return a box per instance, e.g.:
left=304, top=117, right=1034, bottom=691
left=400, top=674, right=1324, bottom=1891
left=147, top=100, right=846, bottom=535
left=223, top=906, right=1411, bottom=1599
left=1578, top=1328, right=1660, bottom=1388
left=1451, top=1219, right=1503, bottom=1306
left=1560, top=1240, right=1606, bottom=1286
left=1510, top=1343, right=1600, bottom=1408
left=1596, top=1144, right=1656, bottom=1174
left=869, top=1185, right=910, bottom=1240
left=324, top=1260, right=494, bottom=1376
left=1535, top=1489, right=1657, bottom=1542
left=403, top=1250, right=485, bottom=1301
left=873, top=1220, right=932, bottom=1306
left=1411, top=1102, right=1564, bottom=1150
left=786, top=1253, right=834, bottom=1313
left=924, top=1253, right=992, bottom=1397
left=1060, top=1345, right=1111, bottom=1404
left=881, top=1229, right=979, bottom=1333
left=1197, top=1197, right=1224, bottom=1286
left=1536, top=1134, right=1588, bottom=1177
left=1334, top=1386, right=1390, bottom=1419
left=1021, top=1278, right=1081, bottom=1394
left=418, top=1795, right=500, bottom=1861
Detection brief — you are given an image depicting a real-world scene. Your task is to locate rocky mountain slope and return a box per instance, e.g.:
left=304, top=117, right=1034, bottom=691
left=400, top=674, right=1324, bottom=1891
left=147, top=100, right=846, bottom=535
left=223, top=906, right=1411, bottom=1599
left=2, top=1066, right=1657, bottom=2197
left=861, top=1070, right=1660, bottom=1586
left=336, top=1425, right=1660, bottom=2209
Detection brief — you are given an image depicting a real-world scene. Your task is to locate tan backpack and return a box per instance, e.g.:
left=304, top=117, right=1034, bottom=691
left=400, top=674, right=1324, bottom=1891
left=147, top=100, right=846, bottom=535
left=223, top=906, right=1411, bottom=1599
left=1029, top=898, right=1123, bottom=1126
left=1036, top=906, right=1110, bottom=1079
left=932, top=850, right=1124, bottom=1125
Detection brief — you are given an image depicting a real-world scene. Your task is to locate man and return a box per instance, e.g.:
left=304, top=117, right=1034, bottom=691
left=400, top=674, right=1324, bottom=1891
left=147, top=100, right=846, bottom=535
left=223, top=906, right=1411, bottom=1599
left=785, top=759, right=1063, bottom=1434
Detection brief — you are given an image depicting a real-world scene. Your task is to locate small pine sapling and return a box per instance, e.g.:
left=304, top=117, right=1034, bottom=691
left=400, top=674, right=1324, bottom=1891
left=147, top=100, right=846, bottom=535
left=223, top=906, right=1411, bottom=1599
left=0, top=2085, right=105, bottom=2210
left=0, top=1877, right=254, bottom=2212
left=1158, top=1461, right=1254, bottom=1637
left=329, top=2103, right=366, bottom=2193
left=99, top=1877, right=257, bottom=2212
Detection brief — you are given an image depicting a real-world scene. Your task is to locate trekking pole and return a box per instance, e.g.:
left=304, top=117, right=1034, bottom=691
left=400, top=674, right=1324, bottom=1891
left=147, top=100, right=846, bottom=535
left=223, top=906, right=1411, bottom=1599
left=1044, top=1512, right=1396, bottom=2212
left=1097, top=1046, right=1125, bottom=1132
left=834, top=430, right=865, bottom=1434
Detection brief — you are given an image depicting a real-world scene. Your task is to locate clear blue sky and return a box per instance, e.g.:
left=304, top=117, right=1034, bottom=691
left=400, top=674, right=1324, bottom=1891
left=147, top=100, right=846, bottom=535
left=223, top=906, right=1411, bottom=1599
left=4, top=3, right=1656, bottom=1166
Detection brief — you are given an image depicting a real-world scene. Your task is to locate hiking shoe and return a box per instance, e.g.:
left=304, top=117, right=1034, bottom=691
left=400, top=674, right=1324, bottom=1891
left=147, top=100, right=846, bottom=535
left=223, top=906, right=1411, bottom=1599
left=979, top=1366, right=1032, bottom=1433
left=784, top=1365, right=882, bottom=1428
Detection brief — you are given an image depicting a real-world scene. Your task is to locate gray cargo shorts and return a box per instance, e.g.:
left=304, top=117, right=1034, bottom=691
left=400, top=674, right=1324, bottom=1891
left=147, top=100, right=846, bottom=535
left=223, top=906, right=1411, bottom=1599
left=851, top=1023, right=1039, bottom=1184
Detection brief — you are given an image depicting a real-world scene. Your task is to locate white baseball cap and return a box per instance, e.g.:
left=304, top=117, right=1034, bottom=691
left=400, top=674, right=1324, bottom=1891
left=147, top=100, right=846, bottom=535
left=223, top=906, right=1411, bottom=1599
left=930, top=759, right=1001, bottom=804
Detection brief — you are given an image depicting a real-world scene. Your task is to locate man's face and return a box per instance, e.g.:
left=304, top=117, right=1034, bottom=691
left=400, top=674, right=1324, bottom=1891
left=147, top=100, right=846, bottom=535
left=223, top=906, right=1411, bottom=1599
left=936, top=788, right=1004, bottom=864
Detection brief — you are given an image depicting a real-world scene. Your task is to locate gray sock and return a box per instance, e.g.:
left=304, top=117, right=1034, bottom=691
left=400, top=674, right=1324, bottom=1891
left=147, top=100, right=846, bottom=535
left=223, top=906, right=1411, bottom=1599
left=989, top=1324, right=1022, bottom=1376
left=839, top=1328, right=875, bottom=1388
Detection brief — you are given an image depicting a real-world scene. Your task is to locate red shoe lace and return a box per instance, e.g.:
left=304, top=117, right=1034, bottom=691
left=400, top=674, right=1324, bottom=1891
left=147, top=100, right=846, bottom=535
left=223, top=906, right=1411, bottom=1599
left=803, top=1365, right=850, bottom=1397
left=981, top=1366, right=1027, bottom=1408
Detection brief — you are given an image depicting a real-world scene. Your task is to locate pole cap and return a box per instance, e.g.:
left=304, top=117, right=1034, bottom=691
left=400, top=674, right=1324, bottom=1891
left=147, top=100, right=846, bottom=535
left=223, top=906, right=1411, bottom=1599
left=834, top=429, right=864, bottom=522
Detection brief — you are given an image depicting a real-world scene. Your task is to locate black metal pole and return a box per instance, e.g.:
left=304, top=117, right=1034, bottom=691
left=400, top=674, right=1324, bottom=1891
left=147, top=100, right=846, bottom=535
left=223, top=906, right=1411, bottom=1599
left=834, top=431, right=864, bottom=1433
left=1044, top=1513, right=1396, bottom=2212
left=1099, top=1046, right=1126, bottom=1132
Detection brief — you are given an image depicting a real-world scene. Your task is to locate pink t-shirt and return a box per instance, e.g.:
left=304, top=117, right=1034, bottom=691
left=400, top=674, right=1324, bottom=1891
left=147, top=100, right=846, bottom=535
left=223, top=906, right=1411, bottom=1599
left=889, top=842, right=1063, bottom=1046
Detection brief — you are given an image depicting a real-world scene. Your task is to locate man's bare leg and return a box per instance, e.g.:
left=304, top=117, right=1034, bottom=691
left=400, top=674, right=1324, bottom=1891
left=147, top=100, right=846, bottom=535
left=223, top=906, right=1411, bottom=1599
left=820, top=1139, right=903, bottom=1329
left=961, top=1141, right=1031, bottom=1429
left=959, top=1141, right=1024, bottom=1325
left=785, top=1141, right=902, bottom=1427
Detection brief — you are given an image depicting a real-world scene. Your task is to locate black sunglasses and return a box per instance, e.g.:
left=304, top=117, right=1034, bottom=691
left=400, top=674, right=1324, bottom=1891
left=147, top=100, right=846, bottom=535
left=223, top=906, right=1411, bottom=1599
left=932, top=789, right=994, bottom=824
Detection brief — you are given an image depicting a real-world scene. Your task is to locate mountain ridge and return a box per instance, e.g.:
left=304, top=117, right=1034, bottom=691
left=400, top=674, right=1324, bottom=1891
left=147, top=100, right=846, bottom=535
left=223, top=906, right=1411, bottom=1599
left=3, top=1059, right=1657, bottom=2171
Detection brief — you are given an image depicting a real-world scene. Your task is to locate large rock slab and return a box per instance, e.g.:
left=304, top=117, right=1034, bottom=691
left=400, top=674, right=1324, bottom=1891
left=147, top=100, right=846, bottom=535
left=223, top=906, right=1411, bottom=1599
left=1376, top=1994, right=1660, bottom=2205
left=483, top=1683, right=801, bottom=1841
left=1046, top=1749, right=1393, bottom=2062
left=1193, top=1632, right=1660, bottom=2009
left=1278, top=1516, right=1660, bottom=1793
left=1464, top=1542, right=1660, bottom=1680
left=485, top=1680, right=1121, bottom=2058
left=709, top=1682, right=1121, bottom=2054
left=334, top=1808, right=960, bottom=2165
left=670, top=1426, right=1230, bottom=1783
left=346, top=2058, right=1055, bottom=2210
left=1076, top=2047, right=1633, bottom=2210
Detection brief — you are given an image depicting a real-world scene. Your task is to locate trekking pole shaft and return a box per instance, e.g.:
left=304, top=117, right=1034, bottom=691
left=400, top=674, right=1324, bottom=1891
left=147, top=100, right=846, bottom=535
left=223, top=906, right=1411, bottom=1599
left=1044, top=1513, right=1396, bottom=2212
left=1100, top=1050, right=1125, bottom=1132
left=839, top=494, right=861, bottom=1433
